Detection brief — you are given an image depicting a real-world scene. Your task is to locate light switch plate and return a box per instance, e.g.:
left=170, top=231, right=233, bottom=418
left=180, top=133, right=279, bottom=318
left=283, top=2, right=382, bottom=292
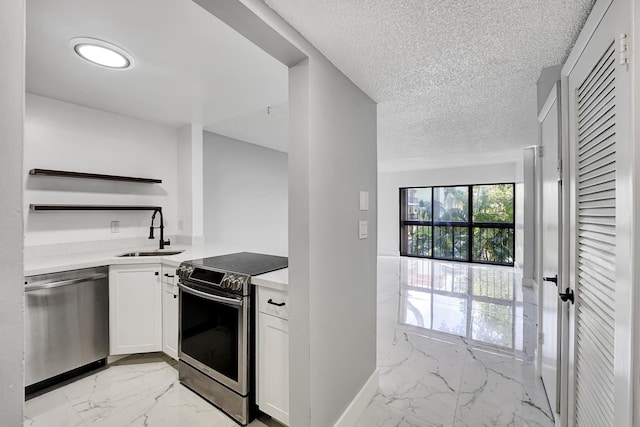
left=111, top=220, right=120, bottom=233
left=359, top=191, right=369, bottom=211
left=359, top=220, right=368, bottom=239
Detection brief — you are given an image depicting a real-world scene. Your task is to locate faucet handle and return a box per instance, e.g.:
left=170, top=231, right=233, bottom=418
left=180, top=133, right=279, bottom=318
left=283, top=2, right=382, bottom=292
left=163, top=238, right=171, bottom=247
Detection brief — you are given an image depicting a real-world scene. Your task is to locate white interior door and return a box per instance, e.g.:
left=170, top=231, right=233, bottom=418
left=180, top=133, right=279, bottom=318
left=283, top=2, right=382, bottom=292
left=565, top=0, right=632, bottom=425
left=539, top=84, right=562, bottom=424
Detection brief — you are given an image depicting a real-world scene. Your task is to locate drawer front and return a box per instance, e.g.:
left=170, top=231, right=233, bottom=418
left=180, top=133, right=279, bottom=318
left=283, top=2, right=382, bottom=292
left=161, top=265, right=177, bottom=285
left=258, top=287, right=289, bottom=320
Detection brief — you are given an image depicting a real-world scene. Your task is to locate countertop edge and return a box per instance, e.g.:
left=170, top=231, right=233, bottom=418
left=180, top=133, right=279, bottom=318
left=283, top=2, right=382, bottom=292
left=24, top=246, right=288, bottom=289
left=251, top=276, right=289, bottom=292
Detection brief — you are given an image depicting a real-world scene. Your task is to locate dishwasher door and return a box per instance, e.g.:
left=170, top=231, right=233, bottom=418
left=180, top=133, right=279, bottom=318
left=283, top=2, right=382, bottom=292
left=25, top=266, right=109, bottom=388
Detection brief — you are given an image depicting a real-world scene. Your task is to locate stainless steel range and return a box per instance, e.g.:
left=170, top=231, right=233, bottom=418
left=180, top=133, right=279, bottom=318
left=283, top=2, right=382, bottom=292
left=176, top=252, right=288, bottom=426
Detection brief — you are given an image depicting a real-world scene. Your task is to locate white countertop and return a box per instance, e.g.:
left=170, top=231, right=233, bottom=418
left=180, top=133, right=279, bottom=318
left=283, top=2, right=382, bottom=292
left=251, top=267, right=289, bottom=292
left=24, top=243, right=288, bottom=290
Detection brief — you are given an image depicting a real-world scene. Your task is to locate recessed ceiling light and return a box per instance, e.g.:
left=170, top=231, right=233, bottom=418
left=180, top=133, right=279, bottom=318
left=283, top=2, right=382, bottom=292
left=70, top=37, right=133, bottom=70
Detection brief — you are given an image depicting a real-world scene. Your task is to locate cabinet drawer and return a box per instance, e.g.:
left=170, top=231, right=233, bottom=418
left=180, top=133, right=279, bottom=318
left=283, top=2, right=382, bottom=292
left=258, top=287, right=289, bottom=320
left=162, top=265, right=177, bottom=285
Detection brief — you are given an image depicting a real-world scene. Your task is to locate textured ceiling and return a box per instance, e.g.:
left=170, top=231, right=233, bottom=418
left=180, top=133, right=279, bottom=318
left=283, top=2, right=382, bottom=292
left=262, top=0, right=596, bottom=171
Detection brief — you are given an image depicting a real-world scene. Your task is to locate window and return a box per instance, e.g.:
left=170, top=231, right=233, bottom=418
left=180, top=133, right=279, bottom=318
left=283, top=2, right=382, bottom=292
left=400, top=183, right=515, bottom=266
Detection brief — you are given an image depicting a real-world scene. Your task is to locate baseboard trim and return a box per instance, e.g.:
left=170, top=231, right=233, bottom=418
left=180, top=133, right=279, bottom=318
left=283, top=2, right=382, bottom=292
left=333, top=368, right=379, bottom=427
left=107, top=354, right=128, bottom=364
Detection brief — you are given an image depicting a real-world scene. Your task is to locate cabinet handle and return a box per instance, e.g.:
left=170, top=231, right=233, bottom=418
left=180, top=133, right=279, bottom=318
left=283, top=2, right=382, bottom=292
left=267, top=298, right=285, bottom=307
left=173, top=294, right=177, bottom=299
left=155, top=271, right=159, bottom=276
left=164, top=273, right=175, bottom=278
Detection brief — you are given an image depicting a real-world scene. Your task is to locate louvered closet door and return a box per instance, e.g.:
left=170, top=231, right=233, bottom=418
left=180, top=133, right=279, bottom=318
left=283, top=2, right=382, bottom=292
left=566, top=1, right=632, bottom=426
left=574, top=40, right=616, bottom=427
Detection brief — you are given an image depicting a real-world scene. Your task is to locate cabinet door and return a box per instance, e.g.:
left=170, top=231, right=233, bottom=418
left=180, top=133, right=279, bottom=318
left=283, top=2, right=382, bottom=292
left=109, top=264, right=162, bottom=355
left=258, top=313, right=289, bottom=425
left=162, top=282, right=179, bottom=360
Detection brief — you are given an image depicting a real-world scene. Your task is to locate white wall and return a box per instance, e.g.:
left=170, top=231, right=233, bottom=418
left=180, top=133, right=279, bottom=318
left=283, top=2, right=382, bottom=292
left=289, top=58, right=378, bottom=427
left=378, top=162, right=518, bottom=256
left=24, top=94, right=179, bottom=247
left=172, top=3, right=379, bottom=425
left=177, top=124, right=204, bottom=245
left=0, top=0, right=25, bottom=422
left=202, top=131, right=288, bottom=255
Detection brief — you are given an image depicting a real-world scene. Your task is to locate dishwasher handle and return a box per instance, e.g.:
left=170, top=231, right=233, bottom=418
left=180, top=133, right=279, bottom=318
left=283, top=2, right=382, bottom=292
left=25, top=273, right=108, bottom=292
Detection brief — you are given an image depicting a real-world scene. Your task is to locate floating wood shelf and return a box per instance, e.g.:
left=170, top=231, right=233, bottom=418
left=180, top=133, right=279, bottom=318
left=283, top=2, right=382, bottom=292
left=29, top=169, right=162, bottom=184
left=30, top=205, right=161, bottom=212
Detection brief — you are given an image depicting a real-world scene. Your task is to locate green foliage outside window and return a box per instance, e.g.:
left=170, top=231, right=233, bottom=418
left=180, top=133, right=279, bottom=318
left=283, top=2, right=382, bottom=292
left=472, top=184, right=514, bottom=223
left=434, top=186, right=468, bottom=221
left=401, top=184, right=515, bottom=265
left=407, top=225, right=432, bottom=257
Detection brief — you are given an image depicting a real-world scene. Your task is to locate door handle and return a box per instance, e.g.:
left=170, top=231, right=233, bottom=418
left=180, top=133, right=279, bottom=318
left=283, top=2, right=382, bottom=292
left=559, top=287, right=574, bottom=304
left=543, top=274, right=558, bottom=285
left=24, top=273, right=108, bottom=292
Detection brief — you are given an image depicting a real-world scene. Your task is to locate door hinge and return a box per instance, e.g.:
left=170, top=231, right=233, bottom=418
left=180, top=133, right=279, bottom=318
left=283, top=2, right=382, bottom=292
left=539, top=332, right=544, bottom=345
left=557, top=158, right=562, bottom=175
left=620, top=33, right=629, bottom=65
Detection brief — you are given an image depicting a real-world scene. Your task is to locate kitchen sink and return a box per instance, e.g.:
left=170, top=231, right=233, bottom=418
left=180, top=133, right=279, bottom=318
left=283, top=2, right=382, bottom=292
left=117, top=250, right=184, bottom=257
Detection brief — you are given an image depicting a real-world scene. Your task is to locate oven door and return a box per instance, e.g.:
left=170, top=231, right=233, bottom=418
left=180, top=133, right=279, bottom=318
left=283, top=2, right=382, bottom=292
left=178, top=280, right=249, bottom=395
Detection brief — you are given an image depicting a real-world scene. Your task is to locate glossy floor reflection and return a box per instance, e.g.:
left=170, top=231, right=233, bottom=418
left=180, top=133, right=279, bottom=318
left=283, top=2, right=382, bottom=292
left=356, top=256, right=553, bottom=427
left=399, top=258, right=524, bottom=352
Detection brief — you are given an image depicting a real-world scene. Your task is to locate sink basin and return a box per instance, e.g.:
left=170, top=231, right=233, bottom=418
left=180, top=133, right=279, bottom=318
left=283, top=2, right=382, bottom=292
left=117, top=250, right=185, bottom=257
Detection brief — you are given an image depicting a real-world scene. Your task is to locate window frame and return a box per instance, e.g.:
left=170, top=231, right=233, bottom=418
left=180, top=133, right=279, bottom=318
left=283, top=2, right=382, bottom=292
left=399, top=183, right=516, bottom=266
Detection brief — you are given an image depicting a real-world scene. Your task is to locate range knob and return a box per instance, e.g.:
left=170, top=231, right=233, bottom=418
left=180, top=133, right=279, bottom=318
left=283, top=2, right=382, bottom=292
left=178, top=265, right=191, bottom=279
left=221, top=276, right=230, bottom=289
left=232, top=279, right=242, bottom=291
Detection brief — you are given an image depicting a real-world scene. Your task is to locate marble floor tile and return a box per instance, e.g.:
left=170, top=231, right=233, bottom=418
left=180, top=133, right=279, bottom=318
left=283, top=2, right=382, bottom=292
left=24, top=354, right=276, bottom=427
left=24, top=390, right=87, bottom=427
left=396, top=258, right=525, bottom=352
left=378, top=258, right=401, bottom=304
left=376, top=330, right=467, bottom=426
left=91, top=381, right=238, bottom=427
left=60, top=355, right=178, bottom=425
left=356, top=256, right=552, bottom=427
left=454, top=347, right=553, bottom=426
left=356, top=394, right=448, bottom=427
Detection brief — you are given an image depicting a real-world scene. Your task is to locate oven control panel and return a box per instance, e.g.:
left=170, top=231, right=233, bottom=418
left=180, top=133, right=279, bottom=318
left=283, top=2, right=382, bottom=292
left=221, top=274, right=248, bottom=292
left=177, top=263, right=250, bottom=294
left=177, top=265, right=194, bottom=280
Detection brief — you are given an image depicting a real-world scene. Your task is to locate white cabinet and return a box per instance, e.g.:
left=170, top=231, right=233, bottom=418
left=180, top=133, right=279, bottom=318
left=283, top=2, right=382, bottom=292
left=162, top=264, right=179, bottom=360
left=257, top=287, right=289, bottom=426
left=109, top=264, right=162, bottom=355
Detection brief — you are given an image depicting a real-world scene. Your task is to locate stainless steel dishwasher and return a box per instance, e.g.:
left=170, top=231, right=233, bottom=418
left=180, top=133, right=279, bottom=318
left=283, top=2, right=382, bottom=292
left=25, top=266, right=109, bottom=394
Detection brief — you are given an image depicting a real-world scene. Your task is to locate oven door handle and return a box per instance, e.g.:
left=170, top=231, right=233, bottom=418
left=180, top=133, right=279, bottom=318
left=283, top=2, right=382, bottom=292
left=178, top=282, right=243, bottom=307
